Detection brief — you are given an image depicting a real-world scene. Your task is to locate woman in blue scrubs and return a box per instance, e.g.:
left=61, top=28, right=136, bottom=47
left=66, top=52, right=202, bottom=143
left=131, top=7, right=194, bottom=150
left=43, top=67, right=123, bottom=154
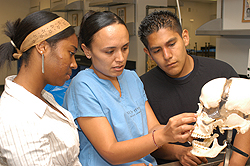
left=63, top=10, right=197, bottom=166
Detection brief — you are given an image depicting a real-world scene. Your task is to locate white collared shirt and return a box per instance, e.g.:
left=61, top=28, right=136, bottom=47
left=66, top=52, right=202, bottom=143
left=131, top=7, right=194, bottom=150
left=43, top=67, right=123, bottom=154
left=0, top=75, right=81, bottom=166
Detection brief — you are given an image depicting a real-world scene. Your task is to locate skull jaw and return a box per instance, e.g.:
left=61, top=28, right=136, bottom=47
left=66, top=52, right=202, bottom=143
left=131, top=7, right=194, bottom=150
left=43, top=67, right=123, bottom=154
left=190, top=136, right=227, bottom=158
left=191, top=118, right=226, bottom=158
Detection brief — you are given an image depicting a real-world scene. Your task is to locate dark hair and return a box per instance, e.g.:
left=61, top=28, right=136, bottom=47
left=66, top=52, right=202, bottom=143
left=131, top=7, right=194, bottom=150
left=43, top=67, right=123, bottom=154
left=138, top=10, right=182, bottom=49
left=0, top=10, right=75, bottom=68
left=79, top=10, right=127, bottom=51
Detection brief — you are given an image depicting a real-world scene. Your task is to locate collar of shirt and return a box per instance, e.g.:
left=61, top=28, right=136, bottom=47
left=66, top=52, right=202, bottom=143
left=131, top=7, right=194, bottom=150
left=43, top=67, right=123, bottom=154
left=4, top=75, right=48, bottom=118
left=4, top=75, right=77, bottom=129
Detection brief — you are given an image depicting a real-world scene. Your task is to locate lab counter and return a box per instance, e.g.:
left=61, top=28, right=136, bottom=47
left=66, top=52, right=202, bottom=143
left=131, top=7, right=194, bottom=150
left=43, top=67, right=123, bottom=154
left=159, top=152, right=250, bottom=166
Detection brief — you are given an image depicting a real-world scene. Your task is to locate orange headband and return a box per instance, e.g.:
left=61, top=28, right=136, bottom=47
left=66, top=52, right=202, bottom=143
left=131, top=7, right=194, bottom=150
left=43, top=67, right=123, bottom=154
left=12, top=17, right=71, bottom=59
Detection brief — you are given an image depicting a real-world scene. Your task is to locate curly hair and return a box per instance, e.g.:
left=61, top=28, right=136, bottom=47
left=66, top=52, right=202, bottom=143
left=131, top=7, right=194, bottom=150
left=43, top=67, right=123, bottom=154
left=138, top=10, right=182, bottom=49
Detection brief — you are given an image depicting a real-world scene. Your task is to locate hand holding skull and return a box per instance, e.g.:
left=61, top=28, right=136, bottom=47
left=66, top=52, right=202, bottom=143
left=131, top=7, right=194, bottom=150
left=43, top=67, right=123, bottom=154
left=161, top=113, right=197, bottom=144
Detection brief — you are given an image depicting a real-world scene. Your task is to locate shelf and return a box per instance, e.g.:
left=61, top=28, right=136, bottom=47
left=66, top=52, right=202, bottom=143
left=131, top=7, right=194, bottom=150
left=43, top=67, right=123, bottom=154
left=89, top=0, right=134, bottom=7
left=50, top=0, right=83, bottom=12
left=30, top=0, right=40, bottom=14
left=88, top=0, right=136, bottom=36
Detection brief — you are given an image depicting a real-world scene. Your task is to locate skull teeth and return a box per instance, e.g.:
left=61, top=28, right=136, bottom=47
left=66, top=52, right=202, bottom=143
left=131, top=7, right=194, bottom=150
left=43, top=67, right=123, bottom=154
left=191, top=132, right=210, bottom=139
left=190, top=136, right=227, bottom=158
left=192, top=140, right=210, bottom=150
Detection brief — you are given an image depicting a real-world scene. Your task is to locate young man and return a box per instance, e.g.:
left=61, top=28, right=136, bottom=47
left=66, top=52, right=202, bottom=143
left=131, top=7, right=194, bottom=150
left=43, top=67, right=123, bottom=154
left=138, top=10, right=239, bottom=166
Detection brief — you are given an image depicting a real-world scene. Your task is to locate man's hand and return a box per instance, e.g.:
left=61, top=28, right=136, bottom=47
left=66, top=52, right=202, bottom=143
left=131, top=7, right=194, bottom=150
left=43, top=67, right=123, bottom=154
left=177, top=146, right=208, bottom=166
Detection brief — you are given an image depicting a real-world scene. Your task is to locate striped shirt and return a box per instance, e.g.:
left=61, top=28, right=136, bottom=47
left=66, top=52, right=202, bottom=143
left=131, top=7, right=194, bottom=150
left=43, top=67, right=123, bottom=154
left=0, top=75, right=81, bottom=166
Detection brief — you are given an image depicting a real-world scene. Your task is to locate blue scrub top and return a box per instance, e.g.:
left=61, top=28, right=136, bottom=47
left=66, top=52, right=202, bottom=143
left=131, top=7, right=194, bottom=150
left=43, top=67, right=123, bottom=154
left=63, top=69, right=157, bottom=166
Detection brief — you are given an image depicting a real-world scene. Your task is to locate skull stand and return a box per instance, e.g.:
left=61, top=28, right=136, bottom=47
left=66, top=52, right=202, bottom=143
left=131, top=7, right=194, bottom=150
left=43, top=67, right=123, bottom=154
left=223, top=129, right=249, bottom=166
left=223, top=130, right=233, bottom=166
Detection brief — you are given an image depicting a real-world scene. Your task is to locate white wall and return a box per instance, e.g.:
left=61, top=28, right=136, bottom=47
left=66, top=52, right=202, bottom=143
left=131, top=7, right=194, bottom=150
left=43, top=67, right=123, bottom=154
left=1, top=0, right=239, bottom=82
left=223, top=0, right=250, bottom=30
left=216, top=0, right=250, bottom=76
left=216, top=37, right=250, bottom=75
left=0, top=0, right=30, bottom=85
left=181, top=1, right=217, bottom=50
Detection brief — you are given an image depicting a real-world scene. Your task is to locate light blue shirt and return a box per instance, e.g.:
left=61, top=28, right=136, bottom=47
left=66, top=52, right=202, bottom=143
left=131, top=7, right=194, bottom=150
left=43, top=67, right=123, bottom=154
left=63, top=69, right=157, bottom=166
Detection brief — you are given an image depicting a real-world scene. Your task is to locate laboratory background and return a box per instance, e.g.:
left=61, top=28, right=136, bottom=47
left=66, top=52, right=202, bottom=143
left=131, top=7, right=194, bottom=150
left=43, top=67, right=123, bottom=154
left=0, top=0, right=249, bottom=92
left=0, top=0, right=250, bottom=93
left=1, top=1, right=250, bottom=165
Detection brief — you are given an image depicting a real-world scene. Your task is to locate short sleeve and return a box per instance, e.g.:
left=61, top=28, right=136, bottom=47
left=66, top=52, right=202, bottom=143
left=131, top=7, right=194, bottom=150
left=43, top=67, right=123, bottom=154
left=63, top=74, right=105, bottom=120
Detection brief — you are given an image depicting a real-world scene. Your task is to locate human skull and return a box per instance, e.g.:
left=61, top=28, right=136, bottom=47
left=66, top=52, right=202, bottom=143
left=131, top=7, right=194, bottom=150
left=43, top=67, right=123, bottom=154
left=190, top=77, right=250, bottom=158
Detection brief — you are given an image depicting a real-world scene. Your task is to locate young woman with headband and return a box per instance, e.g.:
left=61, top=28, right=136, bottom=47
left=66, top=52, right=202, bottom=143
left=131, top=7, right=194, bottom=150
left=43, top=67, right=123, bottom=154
left=63, top=10, right=197, bottom=166
left=0, top=11, right=81, bottom=165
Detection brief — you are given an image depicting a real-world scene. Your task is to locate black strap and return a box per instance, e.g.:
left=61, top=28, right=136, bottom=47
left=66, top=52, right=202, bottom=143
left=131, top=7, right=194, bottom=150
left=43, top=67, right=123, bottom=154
left=227, top=143, right=249, bottom=157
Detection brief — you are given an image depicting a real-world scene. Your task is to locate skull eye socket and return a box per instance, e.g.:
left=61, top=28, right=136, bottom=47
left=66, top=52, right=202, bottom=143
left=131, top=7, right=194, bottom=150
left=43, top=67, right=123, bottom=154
left=203, top=107, right=221, bottom=119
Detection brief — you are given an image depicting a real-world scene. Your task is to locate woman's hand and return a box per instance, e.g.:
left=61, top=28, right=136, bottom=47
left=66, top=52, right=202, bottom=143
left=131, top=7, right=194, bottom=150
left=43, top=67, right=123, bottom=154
left=145, top=101, right=197, bottom=145
left=152, top=113, right=197, bottom=147
left=164, top=113, right=197, bottom=143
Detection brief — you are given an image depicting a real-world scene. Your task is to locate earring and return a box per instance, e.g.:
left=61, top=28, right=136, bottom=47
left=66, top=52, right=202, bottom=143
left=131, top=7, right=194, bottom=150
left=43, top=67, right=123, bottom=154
left=42, top=54, right=44, bottom=73
left=86, top=54, right=91, bottom=59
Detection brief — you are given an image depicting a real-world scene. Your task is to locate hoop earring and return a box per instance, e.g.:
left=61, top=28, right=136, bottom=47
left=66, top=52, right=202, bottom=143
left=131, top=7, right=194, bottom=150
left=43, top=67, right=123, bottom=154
left=42, top=54, right=44, bottom=73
